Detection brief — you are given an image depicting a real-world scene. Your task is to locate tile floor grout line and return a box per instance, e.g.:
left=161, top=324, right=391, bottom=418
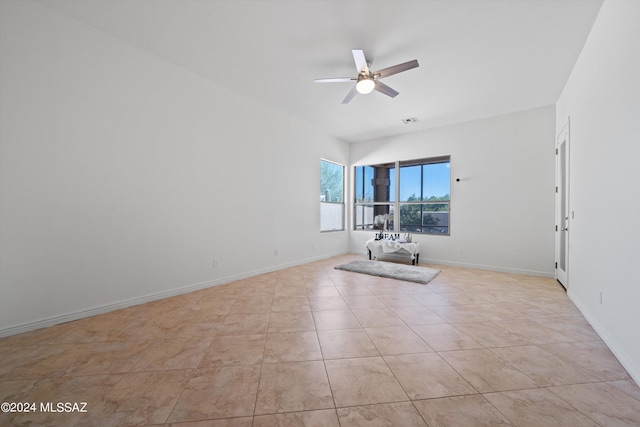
left=544, top=383, right=625, bottom=427
left=251, top=296, right=275, bottom=419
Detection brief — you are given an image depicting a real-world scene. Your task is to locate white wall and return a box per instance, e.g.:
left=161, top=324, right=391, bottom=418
left=0, top=1, right=349, bottom=335
left=556, top=0, right=640, bottom=384
left=350, top=106, right=556, bottom=277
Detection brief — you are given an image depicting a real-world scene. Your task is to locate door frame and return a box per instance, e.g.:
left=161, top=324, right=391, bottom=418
left=555, top=118, right=570, bottom=288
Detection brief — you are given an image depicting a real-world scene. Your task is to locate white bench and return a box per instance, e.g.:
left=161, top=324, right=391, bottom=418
left=365, top=239, right=421, bottom=265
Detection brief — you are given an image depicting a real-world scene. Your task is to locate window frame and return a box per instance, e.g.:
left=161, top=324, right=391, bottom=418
left=320, top=158, right=345, bottom=232
left=353, top=156, right=450, bottom=236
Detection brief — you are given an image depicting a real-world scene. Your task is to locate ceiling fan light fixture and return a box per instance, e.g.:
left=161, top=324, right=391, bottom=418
left=356, top=77, right=375, bottom=94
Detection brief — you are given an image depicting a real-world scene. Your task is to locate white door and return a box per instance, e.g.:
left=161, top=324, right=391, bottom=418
left=556, top=121, right=570, bottom=288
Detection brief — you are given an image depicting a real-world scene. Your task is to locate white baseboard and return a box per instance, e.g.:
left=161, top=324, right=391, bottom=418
left=0, top=250, right=349, bottom=338
left=567, top=290, right=640, bottom=387
left=364, top=252, right=554, bottom=278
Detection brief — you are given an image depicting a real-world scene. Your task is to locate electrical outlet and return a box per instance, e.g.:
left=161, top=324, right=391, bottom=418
left=274, top=249, right=279, bottom=257
left=212, top=258, right=219, bottom=268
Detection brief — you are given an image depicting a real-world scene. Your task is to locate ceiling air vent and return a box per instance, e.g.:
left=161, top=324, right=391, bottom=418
left=401, top=117, right=419, bottom=124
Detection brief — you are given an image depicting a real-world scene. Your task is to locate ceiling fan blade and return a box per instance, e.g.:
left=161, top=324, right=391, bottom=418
left=374, top=80, right=399, bottom=98
left=315, top=78, right=355, bottom=83
left=352, top=49, right=369, bottom=74
left=342, top=85, right=358, bottom=104
left=374, top=59, right=419, bottom=78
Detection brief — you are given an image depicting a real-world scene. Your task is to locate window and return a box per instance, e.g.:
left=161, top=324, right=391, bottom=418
left=320, top=159, right=345, bottom=232
left=354, top=156, right=450, bottom=235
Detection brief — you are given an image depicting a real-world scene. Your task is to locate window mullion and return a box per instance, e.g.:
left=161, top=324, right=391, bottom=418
left=420, top=165, right=424, bottom=232
left=393, top=161, right=400, bottom=232
left=360, top=167, right=364, bottom=203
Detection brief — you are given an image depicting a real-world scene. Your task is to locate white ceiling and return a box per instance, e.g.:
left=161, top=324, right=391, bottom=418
left=40, top=0, right=603, bottom=143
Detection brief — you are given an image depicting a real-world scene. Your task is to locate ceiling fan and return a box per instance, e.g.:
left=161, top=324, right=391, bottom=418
left=315, top=49, right=419, bottom=104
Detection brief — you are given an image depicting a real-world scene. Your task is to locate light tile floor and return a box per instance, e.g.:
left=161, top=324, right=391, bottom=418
left=1, top=254, right=639, bottom=426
